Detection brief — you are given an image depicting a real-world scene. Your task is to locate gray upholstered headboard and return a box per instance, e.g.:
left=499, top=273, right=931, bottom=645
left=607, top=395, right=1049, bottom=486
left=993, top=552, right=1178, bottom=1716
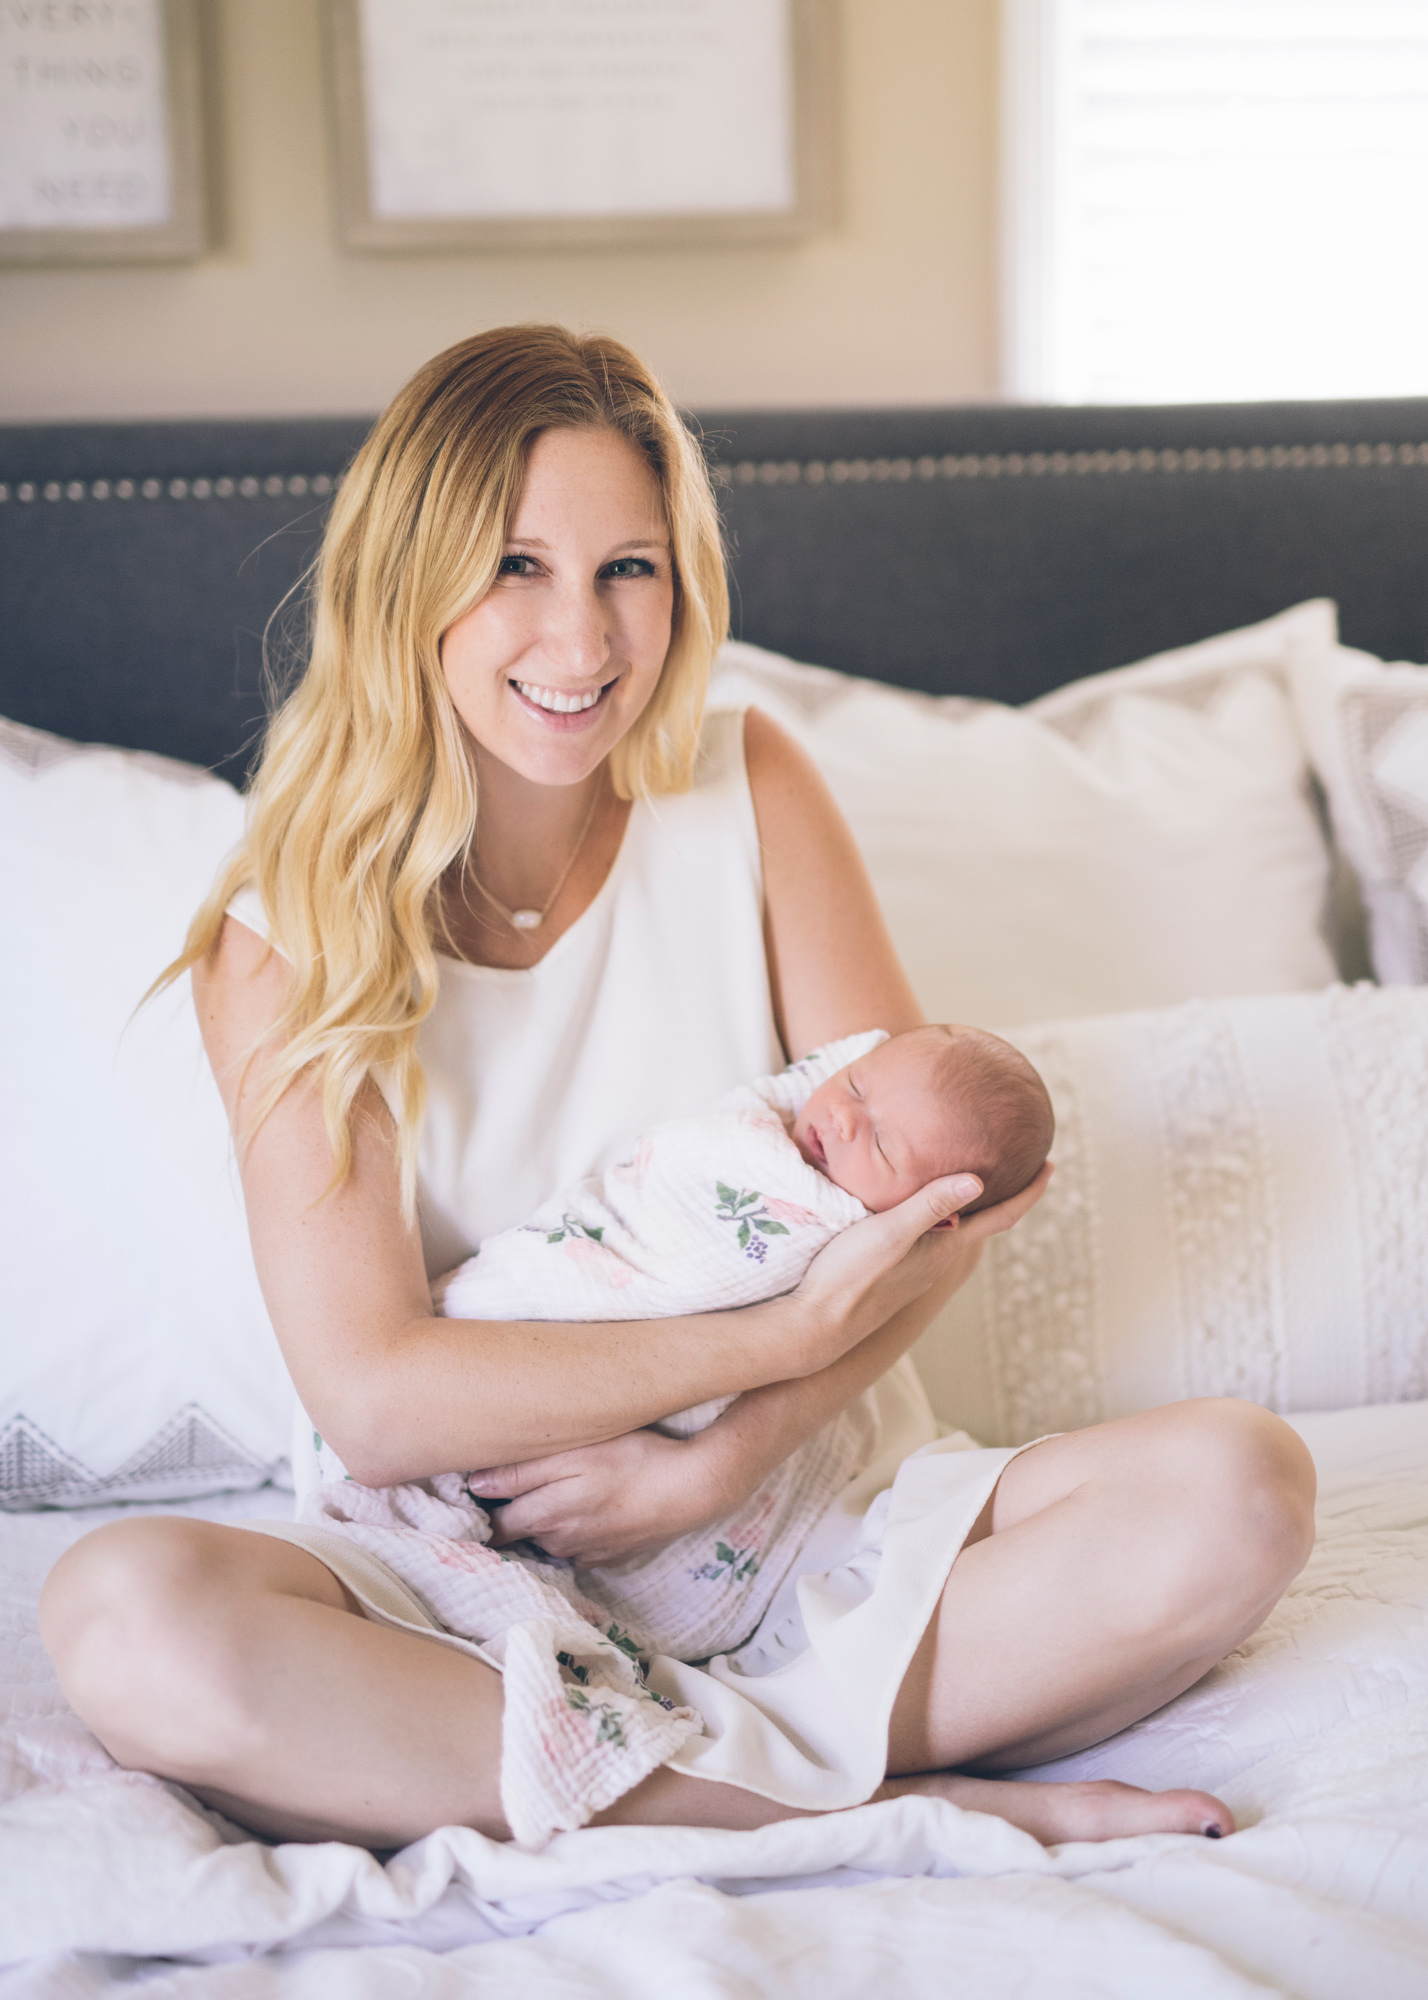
left=3, top=397, right=1427, bottom=782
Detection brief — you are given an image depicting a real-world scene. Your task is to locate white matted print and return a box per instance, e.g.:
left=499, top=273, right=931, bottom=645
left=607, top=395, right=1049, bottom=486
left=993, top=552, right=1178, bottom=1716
left=0, top=0, right=204, bottom=265
left=329, top=0, right=835, bottom=251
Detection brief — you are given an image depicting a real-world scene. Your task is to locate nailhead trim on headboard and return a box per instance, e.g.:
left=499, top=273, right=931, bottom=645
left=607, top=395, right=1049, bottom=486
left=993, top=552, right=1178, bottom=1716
left=0, top=473, right=337, bottom=504
left=2, top=440, right=1428, bottom=507
left=709, top=439, right=1428, bottom=488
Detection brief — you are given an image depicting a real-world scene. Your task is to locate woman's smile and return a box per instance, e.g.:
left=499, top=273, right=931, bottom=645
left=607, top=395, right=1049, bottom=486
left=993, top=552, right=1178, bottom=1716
left=510, top=674, right=621, bottom=729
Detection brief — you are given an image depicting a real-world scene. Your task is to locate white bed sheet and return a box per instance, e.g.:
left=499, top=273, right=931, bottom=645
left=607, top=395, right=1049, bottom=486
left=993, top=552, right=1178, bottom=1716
left=1, top=1402, right=1425, bottom=1999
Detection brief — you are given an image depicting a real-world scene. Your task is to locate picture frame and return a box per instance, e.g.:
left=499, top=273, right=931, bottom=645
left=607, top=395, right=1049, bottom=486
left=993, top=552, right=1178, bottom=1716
left=0, top=0, right=205, bottom=268
left=327, top=0, right=836, bottom=254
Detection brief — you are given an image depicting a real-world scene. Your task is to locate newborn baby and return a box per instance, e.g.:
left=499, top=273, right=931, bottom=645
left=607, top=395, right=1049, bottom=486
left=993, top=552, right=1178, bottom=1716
left=309, top=1025, right=1053, bottom=1669
left=434, top=1022, right=1054, bottom=1436
left=788, top=1020, right=1054, bottom=1218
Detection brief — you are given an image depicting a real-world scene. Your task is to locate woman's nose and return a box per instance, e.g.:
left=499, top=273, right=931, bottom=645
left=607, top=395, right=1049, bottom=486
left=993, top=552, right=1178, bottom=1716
left=542, top=583, right=611, bottom=679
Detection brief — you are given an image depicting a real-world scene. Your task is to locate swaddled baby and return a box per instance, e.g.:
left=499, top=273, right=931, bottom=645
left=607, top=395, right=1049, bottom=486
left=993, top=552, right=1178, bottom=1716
left=434, top=1022, right=1054, bottom=1436
left=309, top=1025, right=1053, bottom=1665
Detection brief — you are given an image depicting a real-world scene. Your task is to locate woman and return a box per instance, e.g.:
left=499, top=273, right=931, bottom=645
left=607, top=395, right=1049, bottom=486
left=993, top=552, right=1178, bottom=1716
left=41, top=327, right=1315, bottom=1851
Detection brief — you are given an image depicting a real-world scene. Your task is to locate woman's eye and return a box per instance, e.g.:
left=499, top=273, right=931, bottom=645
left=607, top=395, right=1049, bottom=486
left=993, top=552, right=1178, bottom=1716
left=497, top=554, right=540, bottom=577
left=602, top=557, right=656, bottom=580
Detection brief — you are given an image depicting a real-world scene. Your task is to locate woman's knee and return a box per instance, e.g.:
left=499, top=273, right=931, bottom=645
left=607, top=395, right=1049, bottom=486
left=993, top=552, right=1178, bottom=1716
left=1148, top=1399, right=1317, bottom=1619
left=1183, top=1399, right=1314, bottom=1556
left=39, top=1517, right=267, bottom=1772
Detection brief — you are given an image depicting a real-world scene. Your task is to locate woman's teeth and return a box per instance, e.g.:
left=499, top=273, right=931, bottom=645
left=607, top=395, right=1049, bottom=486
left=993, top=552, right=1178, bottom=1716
left=514, top=680, right=604, bottom=714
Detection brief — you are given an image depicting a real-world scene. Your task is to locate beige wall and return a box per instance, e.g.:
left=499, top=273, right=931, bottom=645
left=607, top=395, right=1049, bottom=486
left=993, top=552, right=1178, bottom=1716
left=0, top=0, right=1001, bottom=423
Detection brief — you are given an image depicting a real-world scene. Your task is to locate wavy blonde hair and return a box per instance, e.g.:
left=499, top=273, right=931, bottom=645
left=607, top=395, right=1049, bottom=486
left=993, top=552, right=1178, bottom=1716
left=160, top=325, right=729, bottom=1214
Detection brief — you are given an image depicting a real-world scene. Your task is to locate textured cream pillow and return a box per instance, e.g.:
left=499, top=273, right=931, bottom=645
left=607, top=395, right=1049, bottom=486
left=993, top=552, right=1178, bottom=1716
left=709, top=601, right=1341, bottom=1026
left=0, top=718, right=293, bottom=1508
left=1289, top=634, right=1428, bottom=985
left=912, top=984, right=1428, bottom=1445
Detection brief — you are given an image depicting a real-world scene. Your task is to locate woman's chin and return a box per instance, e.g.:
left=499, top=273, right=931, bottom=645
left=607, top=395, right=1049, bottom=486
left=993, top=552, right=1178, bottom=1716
left=473, top=717, right=620, bottom=789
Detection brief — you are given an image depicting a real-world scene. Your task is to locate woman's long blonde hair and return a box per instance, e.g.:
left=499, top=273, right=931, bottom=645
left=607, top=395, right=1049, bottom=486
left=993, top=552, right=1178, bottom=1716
left=161, top=325, right=729, bottom=1214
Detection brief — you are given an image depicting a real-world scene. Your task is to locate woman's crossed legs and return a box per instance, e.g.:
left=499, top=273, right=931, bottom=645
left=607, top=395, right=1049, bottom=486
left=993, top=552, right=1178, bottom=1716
left=39, top=1398, right=1314, bottom=1850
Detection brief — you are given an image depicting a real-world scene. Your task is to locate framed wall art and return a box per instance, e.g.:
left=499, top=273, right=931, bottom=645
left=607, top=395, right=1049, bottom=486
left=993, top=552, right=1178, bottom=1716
left=328, top=0, right=836, bottom=253
left=0, top=0, right=205, bottom=267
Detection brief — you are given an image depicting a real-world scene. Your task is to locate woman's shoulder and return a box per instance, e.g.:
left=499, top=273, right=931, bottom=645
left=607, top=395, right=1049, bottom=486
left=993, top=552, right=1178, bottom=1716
left=693, top=703, right=810, bottom=802
left=690, top=703, right=749, bottom=789
left=738, top=702, right=848, bottom=838
left=669, top=703, right=849, bottom=888
left=223, top=884, right=300, bottom=970
left=226, top=884, right=272, bottom=945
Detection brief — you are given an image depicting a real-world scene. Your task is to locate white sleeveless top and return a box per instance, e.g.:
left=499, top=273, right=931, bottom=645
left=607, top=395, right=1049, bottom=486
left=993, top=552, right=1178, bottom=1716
left=231, top=709, right=784, bottom=1276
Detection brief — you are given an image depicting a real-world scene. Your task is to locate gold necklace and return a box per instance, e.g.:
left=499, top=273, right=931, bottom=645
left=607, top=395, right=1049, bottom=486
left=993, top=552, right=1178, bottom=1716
left=468, top=779, right=604, bottom=934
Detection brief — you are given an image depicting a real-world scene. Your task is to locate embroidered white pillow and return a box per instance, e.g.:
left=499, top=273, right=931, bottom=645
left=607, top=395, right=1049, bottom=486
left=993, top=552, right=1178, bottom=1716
left=709, top=600, right=1342, bottom=1027
left=0, top=718, right=293, bottom=1508
left=1288, top=634, right=1428, bottom=985
left=912, top=984, right=1428, bottom=1446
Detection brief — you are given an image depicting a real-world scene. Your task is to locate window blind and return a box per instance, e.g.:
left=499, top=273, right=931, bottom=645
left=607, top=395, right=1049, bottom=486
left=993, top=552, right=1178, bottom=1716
left=1003, top=0, right=1428, bottom=402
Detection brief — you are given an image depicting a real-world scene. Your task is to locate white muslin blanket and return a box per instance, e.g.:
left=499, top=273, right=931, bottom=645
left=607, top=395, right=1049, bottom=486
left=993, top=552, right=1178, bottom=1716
left=302, top=1032, right=886, bottom=1845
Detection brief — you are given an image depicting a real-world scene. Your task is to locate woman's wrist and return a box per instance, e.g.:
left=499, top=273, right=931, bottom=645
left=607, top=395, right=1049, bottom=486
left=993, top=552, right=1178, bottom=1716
left=696, top=1376, right=824, bottom=1503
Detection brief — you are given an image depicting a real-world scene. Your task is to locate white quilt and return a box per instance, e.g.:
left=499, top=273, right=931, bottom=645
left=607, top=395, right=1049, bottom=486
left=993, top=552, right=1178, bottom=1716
left=2, top=1402, right=1426, bottom=1999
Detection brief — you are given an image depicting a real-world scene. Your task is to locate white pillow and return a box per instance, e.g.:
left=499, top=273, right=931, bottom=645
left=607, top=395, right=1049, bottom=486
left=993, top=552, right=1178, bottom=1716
left=0, top=719, right=293, bottom=1508
left=709, top=601, right=1342, bottom=1026
left=1288, top=633, right=1428, bottom=985
left=912, top=983, right=1428, bottom=1446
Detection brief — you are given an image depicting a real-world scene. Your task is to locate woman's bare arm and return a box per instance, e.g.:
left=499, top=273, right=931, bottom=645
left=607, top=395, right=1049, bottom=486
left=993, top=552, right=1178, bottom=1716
left=195, top=915, right=960, bottom=1486
left=744, top=705, right=925, bottom=1058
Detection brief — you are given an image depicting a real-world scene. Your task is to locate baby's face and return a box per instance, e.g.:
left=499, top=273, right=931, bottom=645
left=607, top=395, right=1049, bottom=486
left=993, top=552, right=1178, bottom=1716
left=791, top=1035, right=973, bottom=1213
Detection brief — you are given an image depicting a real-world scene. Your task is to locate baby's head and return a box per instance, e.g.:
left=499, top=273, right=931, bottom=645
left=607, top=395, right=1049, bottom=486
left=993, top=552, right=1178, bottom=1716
left=791, top=1025, right=1054, bottom=1215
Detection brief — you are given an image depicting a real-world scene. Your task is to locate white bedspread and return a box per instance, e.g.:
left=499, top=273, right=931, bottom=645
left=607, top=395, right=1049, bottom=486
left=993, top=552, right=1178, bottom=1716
left=2, top=1401, right=1425, bottom=1998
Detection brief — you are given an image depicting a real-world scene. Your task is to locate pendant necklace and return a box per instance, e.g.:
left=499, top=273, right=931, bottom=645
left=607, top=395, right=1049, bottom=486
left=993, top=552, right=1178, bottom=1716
left=469, top=779, right=604, bottom=934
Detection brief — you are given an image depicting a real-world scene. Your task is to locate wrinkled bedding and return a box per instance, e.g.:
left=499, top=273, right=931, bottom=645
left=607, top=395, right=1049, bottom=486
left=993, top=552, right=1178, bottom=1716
left=1, top=1401, right=1425, bottom=1998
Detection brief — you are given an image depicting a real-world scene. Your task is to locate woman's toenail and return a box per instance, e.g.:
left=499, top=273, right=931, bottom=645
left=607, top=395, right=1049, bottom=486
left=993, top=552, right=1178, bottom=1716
left=1203, top=1824, right=1223, bottom=1839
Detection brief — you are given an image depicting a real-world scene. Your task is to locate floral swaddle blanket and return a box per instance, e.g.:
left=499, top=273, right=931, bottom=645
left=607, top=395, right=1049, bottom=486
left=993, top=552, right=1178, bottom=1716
left=304, top=1030, right=886, bottom=1842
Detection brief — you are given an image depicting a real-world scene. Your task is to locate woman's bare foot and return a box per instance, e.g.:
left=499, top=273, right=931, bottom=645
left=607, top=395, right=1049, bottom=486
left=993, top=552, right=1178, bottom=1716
left=877, top=1772, right=1233, bottom=1845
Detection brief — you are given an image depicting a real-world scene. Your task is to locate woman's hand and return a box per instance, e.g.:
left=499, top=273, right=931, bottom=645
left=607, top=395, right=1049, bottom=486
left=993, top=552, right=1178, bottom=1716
left=788, top=1165, right=1048, bottom=1375
left=469, top=1428, right=735, bottom=1566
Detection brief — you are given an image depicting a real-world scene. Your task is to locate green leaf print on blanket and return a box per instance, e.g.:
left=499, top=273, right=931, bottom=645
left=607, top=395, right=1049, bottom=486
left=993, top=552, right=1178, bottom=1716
left=604, top=1623, right=643, bottom=1664
left=563, top=1684, right=628, bottom=1747
left=531, top=1213, right=635, bottom=1289
left=693, top=1538, right=761, bottom=1585
left=542, top=1214, right=605, bottom=1246
left=714, top=1181, right=791, bottom=1266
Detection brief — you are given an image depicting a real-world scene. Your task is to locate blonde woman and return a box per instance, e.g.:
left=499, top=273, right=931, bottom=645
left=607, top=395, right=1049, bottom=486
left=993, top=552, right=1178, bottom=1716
left=41, top=328, right=1314, bottom=1850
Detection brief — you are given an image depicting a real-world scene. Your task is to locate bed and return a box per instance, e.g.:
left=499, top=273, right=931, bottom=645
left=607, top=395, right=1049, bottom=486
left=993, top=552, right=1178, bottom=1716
left=2, top=397, right=1428, bottom=1997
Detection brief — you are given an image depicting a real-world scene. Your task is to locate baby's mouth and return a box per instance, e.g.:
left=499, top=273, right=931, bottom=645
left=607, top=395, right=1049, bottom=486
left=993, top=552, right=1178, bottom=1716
left=803, top=1124, right=828, bottom=1170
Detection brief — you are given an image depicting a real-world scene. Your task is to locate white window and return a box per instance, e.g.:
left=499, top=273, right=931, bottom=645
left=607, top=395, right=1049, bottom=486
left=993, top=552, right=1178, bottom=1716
left=1002, top=0, right=1428, bottom=403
